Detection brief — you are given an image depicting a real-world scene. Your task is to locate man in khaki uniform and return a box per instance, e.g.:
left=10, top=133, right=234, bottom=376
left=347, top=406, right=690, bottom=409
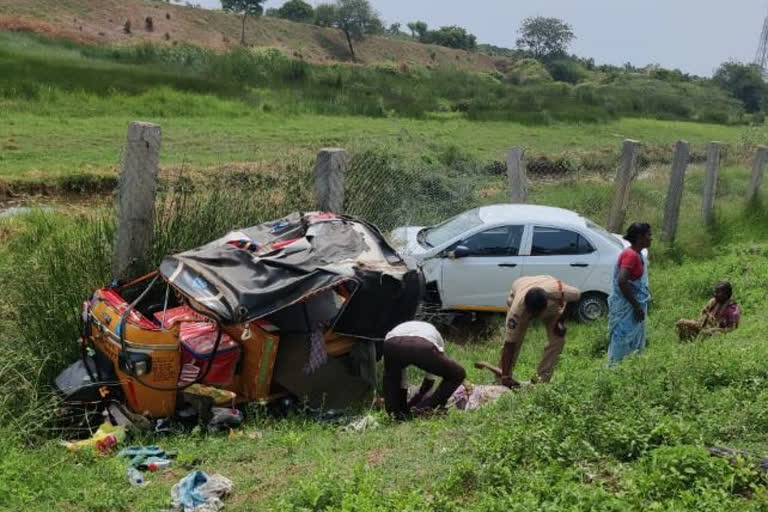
left=497, top=275, right=581, bottom=387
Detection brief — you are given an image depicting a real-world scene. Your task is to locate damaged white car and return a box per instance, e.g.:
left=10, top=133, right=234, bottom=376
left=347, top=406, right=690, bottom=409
left=391, top=204, right=634, bottom=322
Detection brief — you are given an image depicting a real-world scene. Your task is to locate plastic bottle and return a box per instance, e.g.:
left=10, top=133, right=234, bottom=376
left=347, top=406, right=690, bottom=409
left=126, top=467, right=146, bottom=487
left=147, top=459, right=172, bottom=472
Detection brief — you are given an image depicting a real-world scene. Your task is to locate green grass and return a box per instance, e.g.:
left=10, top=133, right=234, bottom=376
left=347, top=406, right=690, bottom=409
left=4, top=158, right=768, bottom=509
left=1, top=112, right=759, bottom=182
left=5, top=27, right=768, bottom=512
left=0, top=30, right=759, bottom=186
left=4, top=245, right=768, bottom=510
left=2, top=31, right=740, bottom=129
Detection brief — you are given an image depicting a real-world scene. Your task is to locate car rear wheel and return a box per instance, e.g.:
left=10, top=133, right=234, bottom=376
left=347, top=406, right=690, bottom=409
left=577, top=293, right=608, bottom=323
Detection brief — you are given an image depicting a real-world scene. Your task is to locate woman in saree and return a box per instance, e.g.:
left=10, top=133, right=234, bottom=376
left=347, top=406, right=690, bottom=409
left=608, top=223, right=652, bottom=364
left=676, top=281, right=741, bottom=342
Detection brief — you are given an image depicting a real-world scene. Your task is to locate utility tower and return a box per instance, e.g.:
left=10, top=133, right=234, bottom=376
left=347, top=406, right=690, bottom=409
left=756, top=7, right=768, bottom=76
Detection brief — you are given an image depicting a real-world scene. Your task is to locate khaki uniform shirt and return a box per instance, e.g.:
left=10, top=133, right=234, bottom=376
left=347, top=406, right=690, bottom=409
left=504, top=275, right=581, bottom=345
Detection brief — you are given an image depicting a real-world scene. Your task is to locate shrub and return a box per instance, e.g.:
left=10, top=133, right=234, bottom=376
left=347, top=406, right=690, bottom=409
left=546, top=58, right=589, bottom=84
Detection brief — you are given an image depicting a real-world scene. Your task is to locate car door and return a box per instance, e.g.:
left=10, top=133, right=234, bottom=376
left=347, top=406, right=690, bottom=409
left=521, top=226, right=598, bottom=290
left=439, top=225, right=526, bottom=310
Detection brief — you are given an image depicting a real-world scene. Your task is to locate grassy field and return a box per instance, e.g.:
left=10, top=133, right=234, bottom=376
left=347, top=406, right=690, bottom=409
left=4, top=11, right=768, bottom=509
left=3, top=243, right=768, bottom=511
left=1, top=111, right=758, bottom=183
left=0, top=28, right=758, bottom=189
left=3, top=143, right=768, bottom=509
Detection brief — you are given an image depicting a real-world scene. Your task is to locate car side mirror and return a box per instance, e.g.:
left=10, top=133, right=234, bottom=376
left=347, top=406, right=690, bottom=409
left=450, top=245, right=472, bottom=259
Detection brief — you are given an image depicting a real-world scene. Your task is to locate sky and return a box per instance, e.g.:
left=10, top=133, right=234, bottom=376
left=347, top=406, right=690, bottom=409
left=187, top=0, right=768, bottom=77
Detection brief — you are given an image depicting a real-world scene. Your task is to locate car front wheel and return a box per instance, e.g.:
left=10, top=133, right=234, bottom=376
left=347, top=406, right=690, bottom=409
left=577, top=293, right=608, bottom=323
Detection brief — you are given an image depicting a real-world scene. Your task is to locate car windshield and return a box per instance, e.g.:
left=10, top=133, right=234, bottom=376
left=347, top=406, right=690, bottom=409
left=424, top=209, right=484, bottom=247
left=586, top=219, right=624, bottom=249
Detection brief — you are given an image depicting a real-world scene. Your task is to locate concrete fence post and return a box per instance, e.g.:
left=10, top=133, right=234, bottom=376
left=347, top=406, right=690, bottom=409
left=746, top=145, right=768, bottom=203
left=701, top=142, right=721, bottom=225
left=112, top=121, right=161, bottom=281
left=607, top=139, right=639, bottom=233
left=661, top=140, right=691, bottom=244
left=507, top=147, right=528, bottom=203
left=314, top=148, right=346, bottom=213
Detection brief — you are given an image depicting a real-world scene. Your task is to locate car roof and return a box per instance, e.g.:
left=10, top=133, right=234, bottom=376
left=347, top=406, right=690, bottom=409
left=476, top=204, right=588, bottom=229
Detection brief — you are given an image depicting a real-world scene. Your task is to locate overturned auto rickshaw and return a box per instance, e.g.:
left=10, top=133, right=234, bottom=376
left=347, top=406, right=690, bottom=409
left=56, top=212, right=422, bottom=420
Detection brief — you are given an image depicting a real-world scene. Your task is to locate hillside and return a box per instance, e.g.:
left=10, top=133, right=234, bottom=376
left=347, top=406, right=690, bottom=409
left=0, top=0, right=501, bottom=71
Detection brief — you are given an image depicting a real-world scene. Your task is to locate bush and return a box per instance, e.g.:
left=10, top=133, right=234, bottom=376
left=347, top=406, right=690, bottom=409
left=0, top=32, right=748, bottom=125
left=505, top=58, right=553, bottom=85
left=546, top=58, right=589, bottom=84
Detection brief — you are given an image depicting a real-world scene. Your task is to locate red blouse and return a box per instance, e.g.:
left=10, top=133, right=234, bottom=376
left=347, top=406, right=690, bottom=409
left=618, top=248, right=644, bottom=281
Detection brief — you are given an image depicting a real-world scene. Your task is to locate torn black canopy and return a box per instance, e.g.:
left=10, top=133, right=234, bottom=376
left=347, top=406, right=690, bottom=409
left=159, top=212, right=422, bottom=338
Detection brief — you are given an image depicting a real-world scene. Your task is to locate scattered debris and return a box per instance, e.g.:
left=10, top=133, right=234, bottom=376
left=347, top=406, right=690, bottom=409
left=207, top=408, right=243, bottom=432
left=127, top=466, right=147, bottom=487
left=339, top=414, right=379, bottom=433
left=118, top=445, right=177, bottom=471
left=61, top=423, right=126, bottom=454
left=171, top=471, right=233, bottom=512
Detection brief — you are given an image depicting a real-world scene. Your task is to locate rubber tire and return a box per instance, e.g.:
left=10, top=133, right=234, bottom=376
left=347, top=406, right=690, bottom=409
left=577, top=293, right=608, bottom=323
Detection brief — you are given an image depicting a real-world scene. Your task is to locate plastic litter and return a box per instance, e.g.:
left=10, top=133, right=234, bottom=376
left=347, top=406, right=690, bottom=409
left=339, top=414, right=379, bottom=433
left=118, top=446, right=167, bottom=459
left=171, top=471, right=233, bottom=512
left=145, top=457, right=173, bottom=471
left=61, top=423, right=126, bottom=454
left=127, top=467, right=147, bottom=487
left=118, top=445, right=177, bottom=470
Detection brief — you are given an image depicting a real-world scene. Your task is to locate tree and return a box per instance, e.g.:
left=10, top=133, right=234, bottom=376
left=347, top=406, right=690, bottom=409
left=332, top=0, right=383, bottom=59
left=275, top=0, right=314, bottom=23
left=386, top=22, right=402, bottom=37
left=713, top=61, right=767, bottom=113
left=407, top=21, right=428, bottom=40
left=516, top=17, right=575, bottom=60
left=221, top=0, right=265, bottom=45
left=424, top=25, right=477, bottom=51
left=314, top=3, right=336, bottom=27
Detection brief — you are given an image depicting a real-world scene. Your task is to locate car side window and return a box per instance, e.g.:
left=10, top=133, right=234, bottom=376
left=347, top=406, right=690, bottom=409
left=531, top=227, right=595, bottom=256
left=460, top=226, right=524, bottom=257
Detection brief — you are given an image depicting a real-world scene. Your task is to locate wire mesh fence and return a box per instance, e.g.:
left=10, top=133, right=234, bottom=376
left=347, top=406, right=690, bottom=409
left=123, top=125, right=768, bottom=266
left=336, top=139, right=766, bottom=253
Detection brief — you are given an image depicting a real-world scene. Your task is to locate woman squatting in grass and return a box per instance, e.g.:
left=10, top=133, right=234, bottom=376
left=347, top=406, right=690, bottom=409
left=676, top=281, right=741, bottom=342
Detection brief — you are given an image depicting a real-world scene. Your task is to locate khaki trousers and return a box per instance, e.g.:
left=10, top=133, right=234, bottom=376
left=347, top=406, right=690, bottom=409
left=504, top=310, right=566, bottom=383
